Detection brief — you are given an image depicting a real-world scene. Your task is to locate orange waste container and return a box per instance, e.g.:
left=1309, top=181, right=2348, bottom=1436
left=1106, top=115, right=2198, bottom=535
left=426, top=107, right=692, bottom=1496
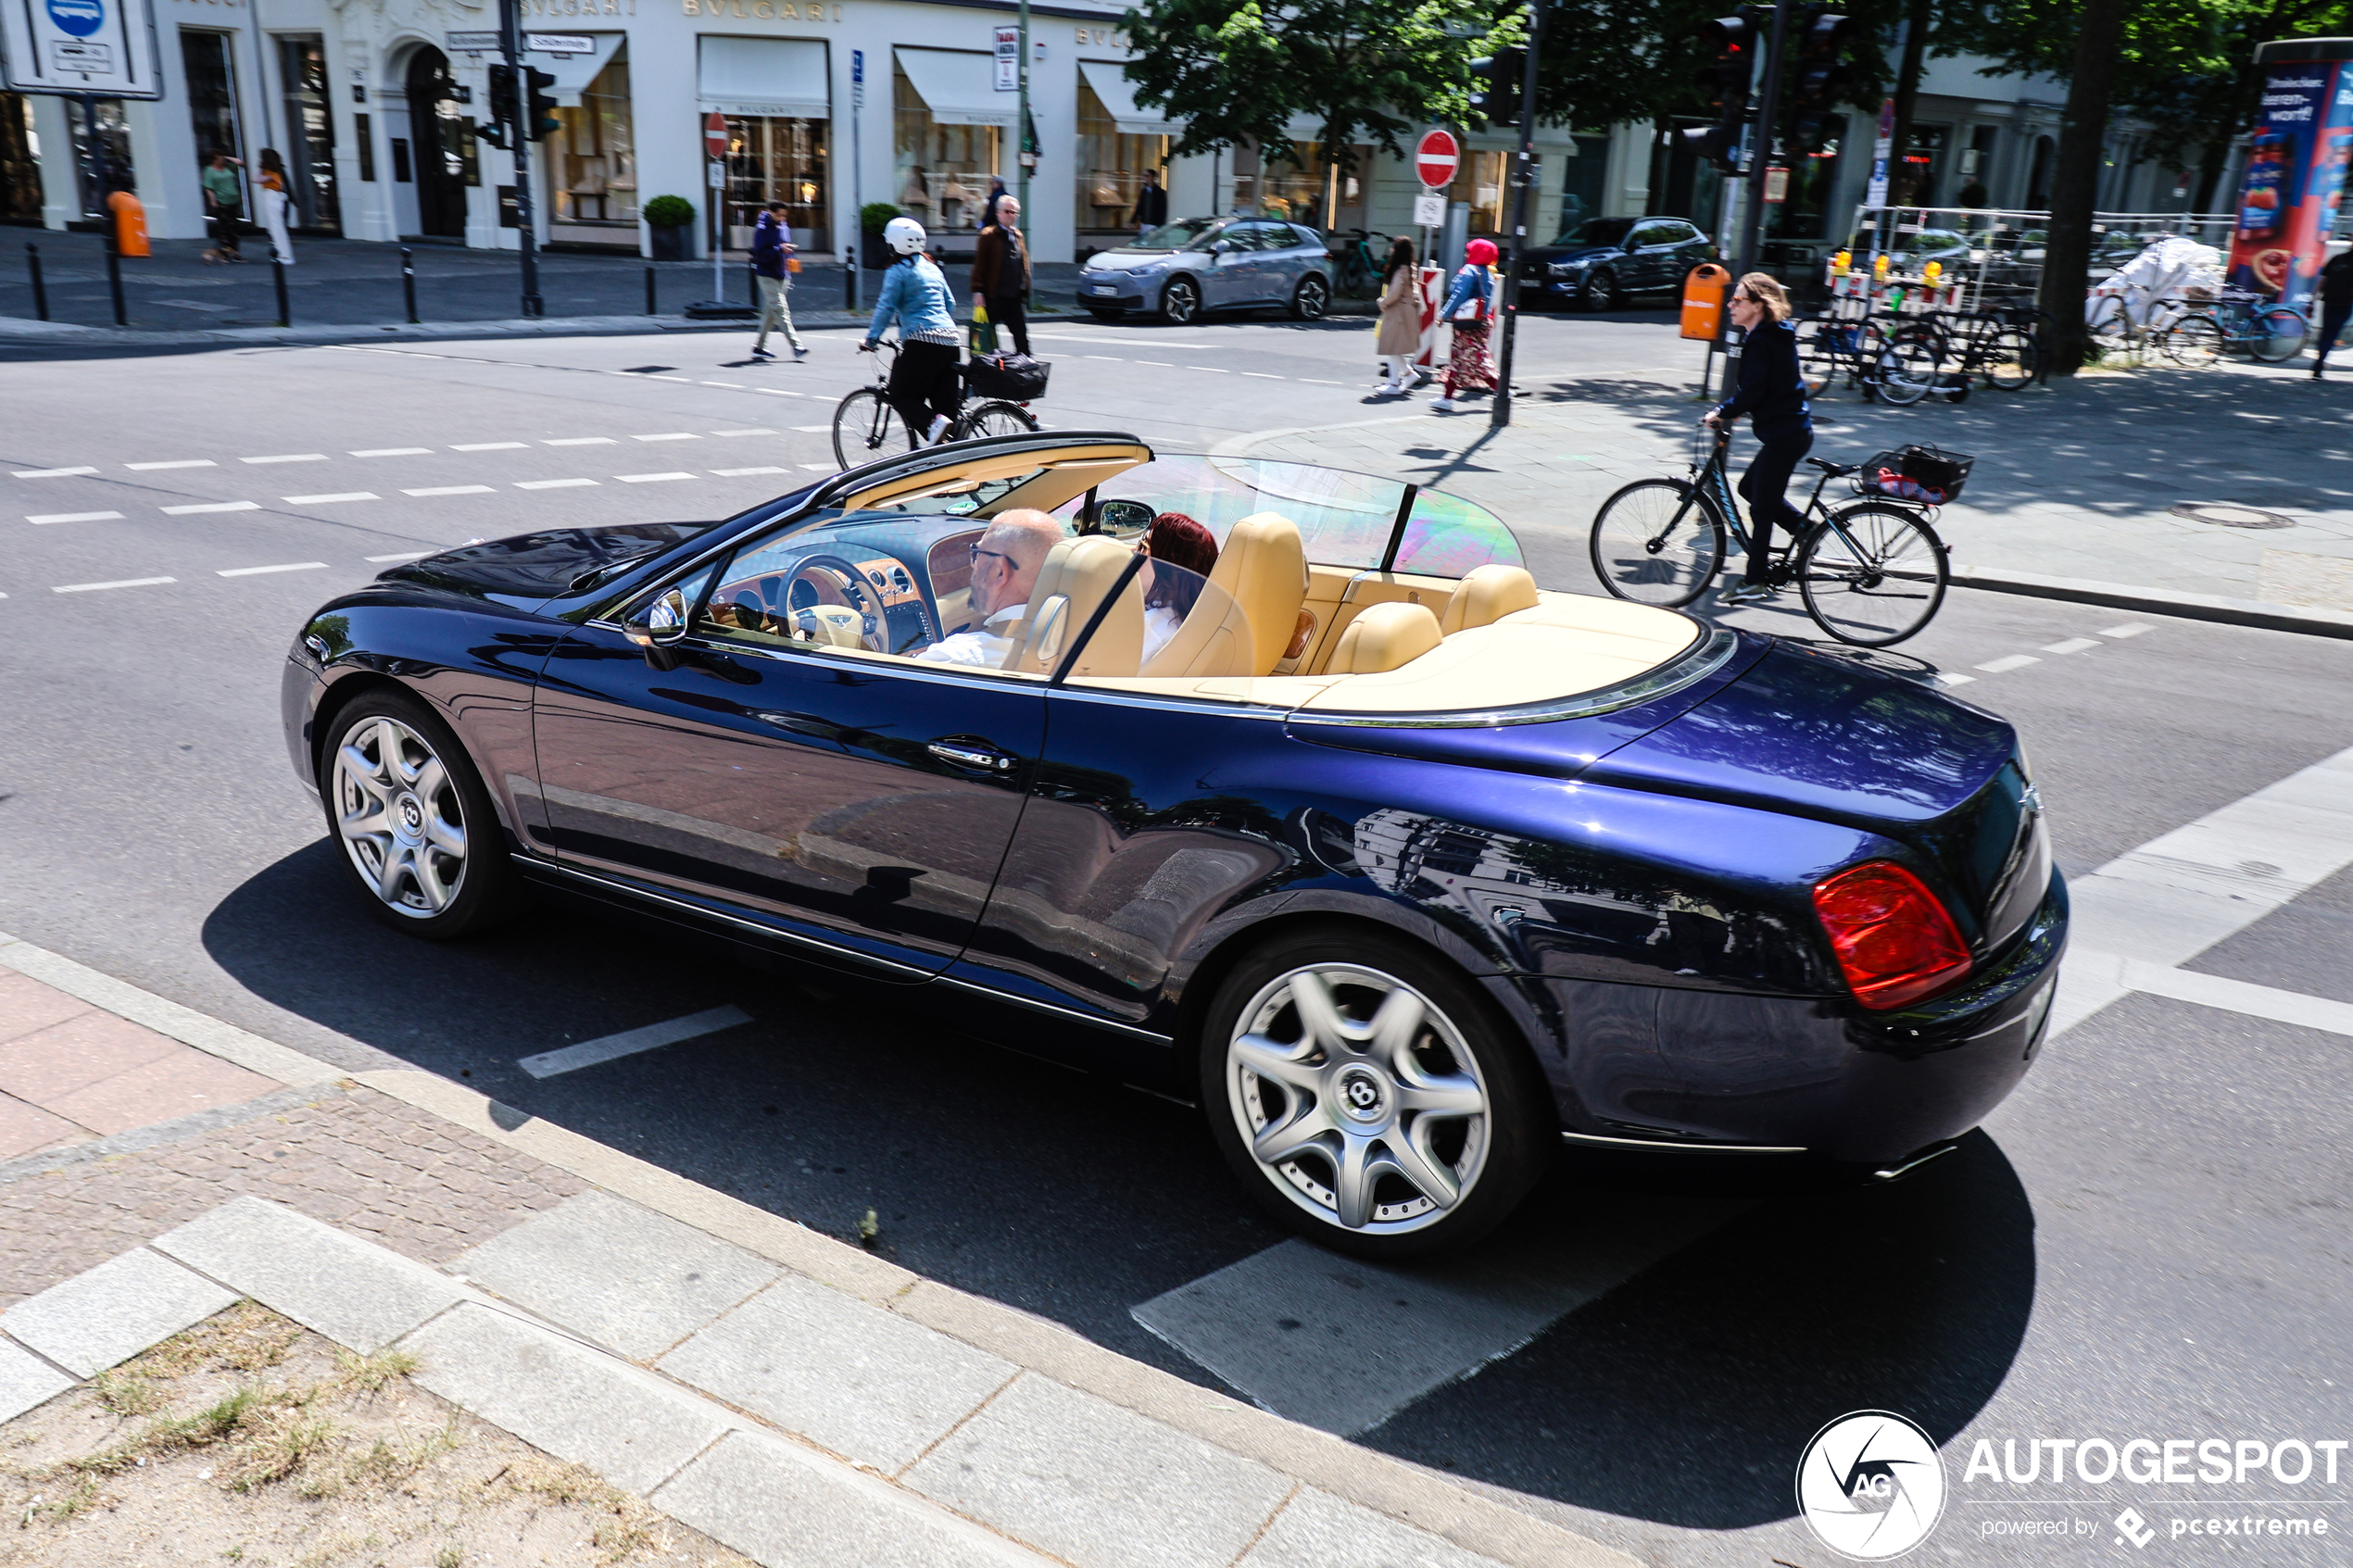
left=1680, top=263, right=1729, bottom=340
left=107, top=190, right=150, bottom=257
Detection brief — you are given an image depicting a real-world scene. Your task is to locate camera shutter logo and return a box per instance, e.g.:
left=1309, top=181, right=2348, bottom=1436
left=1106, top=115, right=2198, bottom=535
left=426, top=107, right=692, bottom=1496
left=1795, top=1411, right=1947, bottom=1560
left=46, top=0, right=107, bottom=36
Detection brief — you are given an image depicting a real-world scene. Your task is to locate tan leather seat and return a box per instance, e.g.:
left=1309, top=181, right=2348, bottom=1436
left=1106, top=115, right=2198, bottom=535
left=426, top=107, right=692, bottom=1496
left=1139, top=512, right=1307, bottom=679
left=1328, top=600, right=1441, bottom=674
left=1000, top=535, right=1144, bottom=678
left=1437, top=563, right=1541, bottom=635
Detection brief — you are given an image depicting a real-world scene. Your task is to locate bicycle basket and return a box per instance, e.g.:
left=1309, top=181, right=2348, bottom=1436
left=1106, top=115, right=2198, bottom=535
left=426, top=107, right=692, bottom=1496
left=965, top=352, right=1050, bottom=400
left=1856, top=444, right=1974, bottom=505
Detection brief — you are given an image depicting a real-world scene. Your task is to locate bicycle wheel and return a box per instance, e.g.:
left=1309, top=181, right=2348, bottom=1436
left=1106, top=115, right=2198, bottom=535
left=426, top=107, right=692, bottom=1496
left=2162, top=317, right=2223, bottom=369
left=1590, top=478, right=1727, bottom=608
left=1982, top=324, right=2040, bottom=389
left=1798, top=503, right=1948, bottom=646
left=954, top=400, right=1040, bottom=440
left=2085, top=295, right=2134, bottom=364
left=832, top=388, right=912, bottom=470
left=1874, top=333, right=1942, bottom=407
left=2247, top=306, right=2309, bottom=363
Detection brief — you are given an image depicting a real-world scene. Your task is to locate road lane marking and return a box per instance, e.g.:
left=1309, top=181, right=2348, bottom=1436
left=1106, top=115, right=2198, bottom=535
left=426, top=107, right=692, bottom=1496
left=163, top=501, right=260, bottom=515
left=712, top=467, right=789, bottom=477
left=616, top=471, right=696, bottom=483
left=1932, top=671, right=1976, bottom=686
left=711, top=427, right=776, bottom=436
left=1300, top=379, right=1345, bottom=385
left=700, top=382, right=745, bottom=389
left=544, top=437, right=618, bottom=445
left=126, top=460, right=216, bottom=470
left=365, top=551, right=434, bottom=562
left=1085, top=355, right=1125, bottom=361
left=1185, top=366, right=1229, bottom=373
left=11, top=467, right=97, bottom=477
left=789, top=424, right=831, bottom=433
left=1242, top=372, right=1285, bottom=379
left=218, top=561, right=328, bottom=577
left=799, top=463, right=833, bottom=471
left=350, top=447, right=433, bottom=457
left=1135, top=360, right=1174, bottom=367
left=54, top=577, right=174, bottom=594
left=633, top=433, right=699, bottom=441
left=1974, top=654, right=2040, bottom=673
left=2041, top=637, right=2101, bottom=655
left=755, top=388, right=807, bottom=396
left=2068, top=954, right=2353, bottom=1039
left=515, top=478, right=598, bottom=490
left=1133, top=1195, right=1753, bottom=1436
left=516, top=1004, right=754, bottom=1079
left=2100, top=622, right=2153, bottom=638
left=2052, top=742, right=2353, bottom=1037
left=284, top=492, right=379, bottom=504
left=452, top=442, right=528, bottom=451
left=241, top=454, right=328, bottom=464
left=403, top=485, right=496, bottom=496
left=26, top=511, right=124, bottom=525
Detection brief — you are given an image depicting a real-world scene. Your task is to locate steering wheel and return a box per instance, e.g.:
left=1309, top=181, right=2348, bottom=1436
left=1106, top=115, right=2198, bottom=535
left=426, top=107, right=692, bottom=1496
left=786, top=555, right=889, bottom=652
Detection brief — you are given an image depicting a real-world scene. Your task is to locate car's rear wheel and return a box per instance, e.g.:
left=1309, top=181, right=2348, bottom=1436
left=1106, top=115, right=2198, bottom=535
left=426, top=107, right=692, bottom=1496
left=322, top=689, right=518, bottom=938
left=1200, top=928, right=1552, bottom=1258
left=1290, top=273, right=1330, bottom=320
left=1161, top=275, right=1201, bottom=324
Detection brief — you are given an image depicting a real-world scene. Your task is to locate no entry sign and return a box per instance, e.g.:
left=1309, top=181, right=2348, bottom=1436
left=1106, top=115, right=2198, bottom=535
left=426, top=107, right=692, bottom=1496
left=1415, top=129, right=1460, bottom=191
left=704, top=112, right=729, bottom=158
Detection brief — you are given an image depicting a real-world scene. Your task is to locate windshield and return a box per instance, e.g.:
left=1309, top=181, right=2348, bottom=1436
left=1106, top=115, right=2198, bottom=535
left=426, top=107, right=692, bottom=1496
left=1128, top=219, right=1227, bottom=252
left=1553, top=217, right=1636, bottom=247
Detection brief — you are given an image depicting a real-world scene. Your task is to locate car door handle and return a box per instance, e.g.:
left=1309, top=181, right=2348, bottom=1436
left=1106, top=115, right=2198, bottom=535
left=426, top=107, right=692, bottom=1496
left=928, top=740, right=1016, bottom=772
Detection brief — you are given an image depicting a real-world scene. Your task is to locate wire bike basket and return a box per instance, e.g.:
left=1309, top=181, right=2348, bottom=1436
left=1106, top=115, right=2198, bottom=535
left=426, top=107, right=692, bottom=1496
left=1856, top=444, right=1973, bottom=506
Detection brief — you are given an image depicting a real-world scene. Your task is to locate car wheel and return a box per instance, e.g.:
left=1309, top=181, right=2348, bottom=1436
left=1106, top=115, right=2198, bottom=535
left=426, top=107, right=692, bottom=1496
left=1161, top=275, right=1201, bottom=324
left=321, top=688, right=519, bottom=939
left=1199, top=927, right=1552, bottom=1258
left=1290, top=273, right=1330, bottom=321
left=1581, top=270, right=1619, bottom=312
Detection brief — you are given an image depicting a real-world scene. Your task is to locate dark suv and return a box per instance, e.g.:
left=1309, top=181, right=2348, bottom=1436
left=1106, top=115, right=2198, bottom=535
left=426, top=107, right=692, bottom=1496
left=1517, top=217, right=1718, bottom=311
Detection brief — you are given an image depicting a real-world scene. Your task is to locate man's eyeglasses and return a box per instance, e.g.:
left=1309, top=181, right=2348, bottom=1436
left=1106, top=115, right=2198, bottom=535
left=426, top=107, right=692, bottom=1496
left=969, top=544, right=1013, bottom=568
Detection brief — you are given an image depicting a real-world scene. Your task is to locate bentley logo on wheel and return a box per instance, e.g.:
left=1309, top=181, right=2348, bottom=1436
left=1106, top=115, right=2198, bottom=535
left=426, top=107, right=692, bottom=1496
left=400, top=798, right=422, bottom=832
left=1794, top=1411, right=1946, bottom=1560
left=1336, top=1069, right=1384, bottom=1119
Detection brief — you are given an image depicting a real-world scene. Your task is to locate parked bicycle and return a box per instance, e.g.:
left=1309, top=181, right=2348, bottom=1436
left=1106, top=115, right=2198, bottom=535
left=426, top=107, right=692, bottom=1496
left=1332, top=228, right=1394, bottom=297
left=1875, top=306, right=2044, bottom=405
left=1589, top=423, right=1957, bottom=646
left=831, top=339, right=1039, bottom=470
left=2157, top=290, right=2309, bottom=366
left=1795, top=311, right=1895, bottom=398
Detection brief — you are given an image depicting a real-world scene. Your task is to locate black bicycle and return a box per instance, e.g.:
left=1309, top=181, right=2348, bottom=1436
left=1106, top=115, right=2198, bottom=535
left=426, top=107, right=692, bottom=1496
left=1876, top=306, right=2043, bottom=405
left=1589, top=422, right=1957, bottom=646
left=832, top=340, right=1039, bottom=469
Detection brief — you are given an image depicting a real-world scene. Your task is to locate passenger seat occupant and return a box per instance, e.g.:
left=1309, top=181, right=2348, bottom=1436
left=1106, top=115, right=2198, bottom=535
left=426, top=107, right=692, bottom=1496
left=1139, top=512, right=1307, bottom=679
left=1329, top=600, right=1441, bottom=674
left=1137, top=511, right=1218, bottom=665
left=916, top=508, right=1063, bottom=666
left=1437, top=563, right=1540, bottom=634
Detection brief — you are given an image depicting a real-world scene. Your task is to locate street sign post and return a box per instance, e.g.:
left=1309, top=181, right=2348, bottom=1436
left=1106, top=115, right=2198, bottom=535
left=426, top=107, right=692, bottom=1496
left=704, top=111, right=729, bottom=159
left=706, top=111, right=729, bottom=304
left=1414, top=130, right=1460, bottom=192
left=1490, top=7, right=1543, bottom=428
left=446, top=30, right=498, bottom=55
left=1412, top=192, right=1447, bottom=228
left=525, top=32, right=592, bottom=55
left=994, top=25, right=1018, bottom=91
left=849, top=49, right=864, bottom=308
left=0, top=0, right=162, bottom=99
left=495, top=0, right=544, bottom=317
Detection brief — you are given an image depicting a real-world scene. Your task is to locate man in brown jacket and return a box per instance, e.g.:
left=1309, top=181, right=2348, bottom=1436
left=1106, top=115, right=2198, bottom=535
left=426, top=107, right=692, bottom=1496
left=969, top=196, right=1032, bottom=356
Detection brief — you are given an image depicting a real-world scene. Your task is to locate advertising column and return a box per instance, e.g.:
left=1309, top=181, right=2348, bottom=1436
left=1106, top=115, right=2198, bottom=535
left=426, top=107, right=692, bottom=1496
left=2230, top=39, right=2353, bottom=311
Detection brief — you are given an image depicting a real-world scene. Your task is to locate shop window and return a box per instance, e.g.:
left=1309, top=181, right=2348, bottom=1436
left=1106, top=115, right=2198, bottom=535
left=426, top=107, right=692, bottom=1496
left=553, top=50, right=635, bottom=227
left=1, top=94, right=43, bottom=224
left=1453, top=149, right=1505, bottom=236
left=893, top=57, right=1000, bottom=234
left=720, top=115, right=827, bottom=248
left=1075, top=82, right=1166, bottom=234
left=1235, top=141, right=1324, bottom=226
left=276, top=36, right=339, bottom=233
left=1767, top=115, right=1843, bottom=241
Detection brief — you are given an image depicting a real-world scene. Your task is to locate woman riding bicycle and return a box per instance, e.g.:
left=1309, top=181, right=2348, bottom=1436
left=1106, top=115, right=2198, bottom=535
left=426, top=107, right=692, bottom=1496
left=1703, top=272, right=1811, bottom=607
left=862, top=216, right=964, bottom=445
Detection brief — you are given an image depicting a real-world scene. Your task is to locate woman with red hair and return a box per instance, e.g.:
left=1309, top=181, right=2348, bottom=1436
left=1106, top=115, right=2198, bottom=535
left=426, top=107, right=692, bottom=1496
left=1136, top=511, right=1218, bottom=664
left=1430, top=237, right=1501, bottom=412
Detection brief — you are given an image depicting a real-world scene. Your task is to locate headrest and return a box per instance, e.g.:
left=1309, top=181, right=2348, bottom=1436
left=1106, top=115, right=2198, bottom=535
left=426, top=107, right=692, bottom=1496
left=1330, top=600, right=1442, bottom=674
left=1438, top=563, right=1541, bottom=636
left=1002, top=534, right=1143, bottom=677
left=1140, top=510, right=1308, bottom=679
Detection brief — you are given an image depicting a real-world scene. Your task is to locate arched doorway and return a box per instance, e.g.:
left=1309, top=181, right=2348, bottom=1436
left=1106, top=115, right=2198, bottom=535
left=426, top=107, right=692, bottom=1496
left=405, top=47, right=469, bottom=238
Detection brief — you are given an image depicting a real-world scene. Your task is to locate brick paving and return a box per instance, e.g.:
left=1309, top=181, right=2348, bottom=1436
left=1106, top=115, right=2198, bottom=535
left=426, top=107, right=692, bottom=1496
left=0, top=1085, right=585, bottom=1310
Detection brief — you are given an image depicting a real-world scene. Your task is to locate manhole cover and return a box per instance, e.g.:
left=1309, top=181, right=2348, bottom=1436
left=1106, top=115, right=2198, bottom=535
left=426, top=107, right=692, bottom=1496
left=2171, top=501, right=2296, bottom=530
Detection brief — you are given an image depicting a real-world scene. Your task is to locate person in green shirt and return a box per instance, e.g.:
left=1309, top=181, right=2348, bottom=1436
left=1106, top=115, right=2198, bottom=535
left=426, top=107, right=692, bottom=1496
left=199, top=153, right=244, bottom=263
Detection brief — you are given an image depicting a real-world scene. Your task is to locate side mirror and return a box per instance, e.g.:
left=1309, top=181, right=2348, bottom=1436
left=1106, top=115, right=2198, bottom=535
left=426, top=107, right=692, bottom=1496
left=1091, top=498, right=1154, bottom=539
left=624, top=586, right=688, bottom=671
left=1209, top=239, right=1235, bottom=257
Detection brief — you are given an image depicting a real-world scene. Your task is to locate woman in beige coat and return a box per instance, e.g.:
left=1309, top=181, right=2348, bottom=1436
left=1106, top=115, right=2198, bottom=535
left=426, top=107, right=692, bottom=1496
left=1373, top=237, right=1422, bottom=395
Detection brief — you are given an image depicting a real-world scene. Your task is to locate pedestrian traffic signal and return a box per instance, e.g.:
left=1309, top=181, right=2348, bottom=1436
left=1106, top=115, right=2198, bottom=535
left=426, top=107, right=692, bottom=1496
left=1788, top=6, right=1855, bottom=155
left=476, top=61, right=516, bottom=149
left=1680, top=14, right=1756, bottom=173
left=524, top=67, right=561, bottom=142
left=1468, top=46, right=1526, bottom=131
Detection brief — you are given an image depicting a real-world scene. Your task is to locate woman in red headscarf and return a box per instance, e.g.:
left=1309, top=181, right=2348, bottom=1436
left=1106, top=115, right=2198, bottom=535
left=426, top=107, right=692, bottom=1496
left=1136, top=511, right=1218, bottom=665
left=1430, top=237, right=1501, bottom=412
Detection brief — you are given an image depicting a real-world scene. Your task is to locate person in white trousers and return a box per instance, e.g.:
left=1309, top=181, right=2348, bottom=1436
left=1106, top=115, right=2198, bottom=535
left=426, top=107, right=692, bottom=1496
left=257, top=149, right=296, bottom=266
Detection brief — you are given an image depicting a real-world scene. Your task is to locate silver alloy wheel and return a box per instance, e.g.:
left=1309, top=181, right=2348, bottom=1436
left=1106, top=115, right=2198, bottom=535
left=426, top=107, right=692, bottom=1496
left=332, top=714, right=468, bottom=919
left=1226, top=963, right=1491, bottom=1236
left=1163, top=276, right=1200, bottom=324
left=1293, top=274, right=1328, bottom=320
left=1585, top=270, right=1618, bottom=311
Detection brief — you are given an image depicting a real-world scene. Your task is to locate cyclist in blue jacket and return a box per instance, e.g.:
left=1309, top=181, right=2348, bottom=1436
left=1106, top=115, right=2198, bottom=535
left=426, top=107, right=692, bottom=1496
left=1704, top=272, right=1811, bottom=606
left=863, top=216, right=964, bottom=444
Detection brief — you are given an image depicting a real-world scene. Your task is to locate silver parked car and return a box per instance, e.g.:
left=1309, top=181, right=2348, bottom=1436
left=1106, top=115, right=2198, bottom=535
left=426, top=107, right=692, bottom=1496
left=1078, top=217, right=1336, bottom=324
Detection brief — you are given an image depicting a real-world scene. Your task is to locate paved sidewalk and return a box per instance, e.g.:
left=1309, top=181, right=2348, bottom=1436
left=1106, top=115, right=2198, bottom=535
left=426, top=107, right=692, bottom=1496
left=1229, top=354, right=2353, bottom=634
left=0, top=930, right=1631, bottom=1568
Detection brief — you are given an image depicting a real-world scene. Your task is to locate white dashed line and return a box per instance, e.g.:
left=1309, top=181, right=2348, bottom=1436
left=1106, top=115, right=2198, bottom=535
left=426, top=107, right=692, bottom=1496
left=11, top=467, right=97, bottom=478
left=754, top=388, right=807, bottom=396
left=1300, top=379, right=1345, bottom=385
left=2042, top=637, right=2101, bottom=655
left=125, top=459, right=217, bottom=470
left=516, top=478, right=598, bottom=490
left=646, top=376, right=697, bottom=384
left=218, top=561, right=328, bottom=577
left=162, top=501, right=260, bottom=515
left=544, top=437, right=617, bottom=446
left=54, top=577, right=173, bottom=594
left=1135, top=360, right=1174, bottom=367
left=516, top=1004, right=754, bottom=1079
left=285, top=492, right=379, bottom=504
left=403, top=485, right=496, bottom=497
left=711, top=428, right=777, bottom=436
left=2100, top=622, right=2153, bottom=638
left=241, top=453, right=328, bottom=465
left=1932, top=671, right=1977, bottom=686
left=25, top=510, right=123, bottom=525
left=700, top=382, right=746, bottom=389
left=365, top=552, right=434, bottom=562
left=634, top=433, right=700, bottom=442
left=1975, top=654, right=2041, bottom=674
left=1186, top=366, right=1229, bottom=373
left=350, top=447, right=433, bottom=457
left=1086, top=355, right=1125, bottom=361
left=789, top=424, right=832, bottom=433
left=799, top=463, right=834, bottom=471
left=616, top=471, right=697, bottom=483
left=712, top=466, right=790, bottom=477
left=1242, top=372, right=1285, bottom=379
left=452, top=442, right=528, bottom=451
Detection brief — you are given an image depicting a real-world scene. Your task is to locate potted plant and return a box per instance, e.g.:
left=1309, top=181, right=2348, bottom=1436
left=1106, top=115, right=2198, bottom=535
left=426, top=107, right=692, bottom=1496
left=861, top=202, right=902, bottom=270
left=643, top=194, right=695, bottom=262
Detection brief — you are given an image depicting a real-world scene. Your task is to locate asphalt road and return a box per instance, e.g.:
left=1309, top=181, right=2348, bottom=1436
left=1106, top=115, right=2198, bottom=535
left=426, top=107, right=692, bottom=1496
left=3, top=309, right=2348, bottom=1567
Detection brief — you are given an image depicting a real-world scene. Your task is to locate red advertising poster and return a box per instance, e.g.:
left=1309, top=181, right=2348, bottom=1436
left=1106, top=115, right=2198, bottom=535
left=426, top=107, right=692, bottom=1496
left=2227, top=59, right=2353, bottom=308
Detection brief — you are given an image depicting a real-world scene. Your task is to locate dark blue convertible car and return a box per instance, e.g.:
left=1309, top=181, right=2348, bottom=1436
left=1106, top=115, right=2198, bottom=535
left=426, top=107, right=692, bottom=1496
left=283, top=431, right=2064, bottom=1256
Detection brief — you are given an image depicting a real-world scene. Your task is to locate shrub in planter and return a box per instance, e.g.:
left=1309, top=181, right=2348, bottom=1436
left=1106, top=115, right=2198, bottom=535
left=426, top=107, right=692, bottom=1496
left=643, top=194, right=695, bottom=261
left=860, top=202, right=904, bottom=269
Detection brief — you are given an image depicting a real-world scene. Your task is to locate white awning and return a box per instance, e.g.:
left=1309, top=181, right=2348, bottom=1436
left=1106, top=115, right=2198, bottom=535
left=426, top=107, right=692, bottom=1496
left=895, top=48, right=1013, bottom=129
left=536, top=33, right=624, bottom=108
left=1077, top=59, right=1173, bottom=136
left=698, top=36, right=830, bottom=119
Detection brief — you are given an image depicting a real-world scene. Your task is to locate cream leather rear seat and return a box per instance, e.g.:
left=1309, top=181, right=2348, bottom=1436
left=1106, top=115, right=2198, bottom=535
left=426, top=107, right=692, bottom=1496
left=1327, top=600, right=1441, bottom=673
left=1437, top=563, right=1541, bottom=635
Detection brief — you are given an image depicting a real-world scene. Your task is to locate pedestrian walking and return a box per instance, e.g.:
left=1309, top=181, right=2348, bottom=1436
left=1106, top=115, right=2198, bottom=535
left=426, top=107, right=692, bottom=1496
left=970, top=196, right=1031, bottom=358
left=2314, top=248, right=2353, bottom=378
left=1703, top=272, right=1813, bottom=607
left=1132, top=169, right=1168, bottom=236
left=982, top=176, right=1010, bottom=232
left=199, top=152, right=244, bottom=264
left=863, top=216, right=964, bottom=445
left=1373, top=236, right=1420, bottom=396
left=749, top=200, right=805, bottom=360
left=257, top=149, right=296, bottom=265
left=1428, top=238, right=1500, bottom=412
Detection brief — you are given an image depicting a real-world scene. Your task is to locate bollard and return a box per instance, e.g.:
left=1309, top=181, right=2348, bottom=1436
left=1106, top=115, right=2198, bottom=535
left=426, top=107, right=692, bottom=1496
left=272, top=256, right=291, bottom=327
left=105, top=242, right=126, bottom=326
left=26, top=244, right=47, bottom=322
left=401, top=245, right=419, bottom=324
left=645, top=263, right=658, bottom=316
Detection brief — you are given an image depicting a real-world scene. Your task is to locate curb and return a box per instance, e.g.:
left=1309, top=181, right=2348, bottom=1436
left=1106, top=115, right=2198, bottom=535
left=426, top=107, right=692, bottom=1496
left=0, top=928, right=1635, bottom=1568
left=0, top=306, right=1096, bottom=351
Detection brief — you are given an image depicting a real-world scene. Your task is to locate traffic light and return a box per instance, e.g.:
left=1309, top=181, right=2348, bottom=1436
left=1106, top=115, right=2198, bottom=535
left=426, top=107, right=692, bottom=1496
left=1788, top=6, right=1856, bottom=155
left=1468, top=46, right=1526, bottom=130
left=524, top=67, right=560, bottom=141
left=475, top=62, right=516, bottom=149
left=1680, top=13, right=1757, bottom=173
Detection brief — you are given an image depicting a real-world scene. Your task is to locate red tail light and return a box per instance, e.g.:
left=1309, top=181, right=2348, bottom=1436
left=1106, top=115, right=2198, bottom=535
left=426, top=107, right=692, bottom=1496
left=1811, top=860, right=1972, bottom=1010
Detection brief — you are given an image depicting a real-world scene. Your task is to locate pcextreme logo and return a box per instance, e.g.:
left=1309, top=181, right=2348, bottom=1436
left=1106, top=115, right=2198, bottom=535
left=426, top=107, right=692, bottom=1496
left=1796, top=1411, right=1949, bottom=1560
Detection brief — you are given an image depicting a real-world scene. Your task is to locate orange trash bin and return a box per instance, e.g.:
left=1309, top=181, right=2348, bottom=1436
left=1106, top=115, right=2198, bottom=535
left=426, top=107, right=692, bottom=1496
left=107, top=190, right=150, bottom=257
left=1680, top=263, right=1730, bottom=340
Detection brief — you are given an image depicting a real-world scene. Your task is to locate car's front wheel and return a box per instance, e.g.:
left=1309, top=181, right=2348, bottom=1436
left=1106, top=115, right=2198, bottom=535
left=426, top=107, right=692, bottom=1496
left=1290, top=273, right=1330, bottom=320
left=322, top=688, right=518, bottom=938
left=1161, top=275, right=1201, bottom=324
left=1580, top=270, right=1620, bottom=312
left=1200, top=928, right=1552, bottom=1258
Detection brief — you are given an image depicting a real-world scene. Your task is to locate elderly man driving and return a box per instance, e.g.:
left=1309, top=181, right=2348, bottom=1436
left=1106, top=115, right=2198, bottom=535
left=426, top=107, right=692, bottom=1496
left=916, top=508, right=1064, bottom=666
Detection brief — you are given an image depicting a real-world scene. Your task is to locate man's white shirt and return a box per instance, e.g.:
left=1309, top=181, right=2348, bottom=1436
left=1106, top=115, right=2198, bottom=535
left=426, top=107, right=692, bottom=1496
left=915, top=602, right=1026, bottom=667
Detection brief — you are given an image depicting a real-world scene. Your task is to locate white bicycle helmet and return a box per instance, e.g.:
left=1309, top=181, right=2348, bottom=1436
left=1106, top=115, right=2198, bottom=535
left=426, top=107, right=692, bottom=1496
left=884, top=216, right=927, bottom=257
